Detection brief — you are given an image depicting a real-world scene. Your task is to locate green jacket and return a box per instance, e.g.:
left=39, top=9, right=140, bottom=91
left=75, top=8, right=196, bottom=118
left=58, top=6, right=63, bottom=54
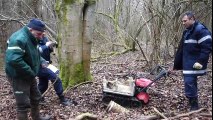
left=5, top=26, right=45, bottom=80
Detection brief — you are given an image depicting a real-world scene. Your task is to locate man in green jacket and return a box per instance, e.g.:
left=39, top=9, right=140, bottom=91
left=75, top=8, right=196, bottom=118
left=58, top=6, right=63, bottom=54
left=5, top=18, right=50, bottom=120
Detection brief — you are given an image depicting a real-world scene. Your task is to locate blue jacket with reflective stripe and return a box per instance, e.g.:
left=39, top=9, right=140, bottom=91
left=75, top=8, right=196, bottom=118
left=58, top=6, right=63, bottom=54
left=38, top=36, right=53, bottom=63
left=174, top=21, right=212, bottom=76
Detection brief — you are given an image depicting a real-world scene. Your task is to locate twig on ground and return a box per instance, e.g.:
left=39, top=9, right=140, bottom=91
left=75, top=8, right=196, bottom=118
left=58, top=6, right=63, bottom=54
left=69, top=113, right=97, bottom=120
left=152, top=107, right=168, bottom=119
left=139, top=115, right=161, bottom=120
left=164, top=108, right=205, bottom=120
left=148, top=88, right=167, bottom=96
left=64, top=81, right=94, bottom=95
left=41, top=78, right=57, bottom=97
left=199, top=113, right=212, bottom=117
left=140, top=113, right=175, bottom=120
left=72, top=112, right=98, bottom=120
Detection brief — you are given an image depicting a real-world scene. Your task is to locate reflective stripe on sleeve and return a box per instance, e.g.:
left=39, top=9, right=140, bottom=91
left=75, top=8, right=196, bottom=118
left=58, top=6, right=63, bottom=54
left=38, top=47, right=43, bottom=53
left=198, top=35, right=212, bottom=44
left=184, top=39, right=197, bottom=43
left=183, top=70, right=206, bottom=74
left=7, top=46, right=25, bottom=53
left=184, top=35, right=212, bottom=44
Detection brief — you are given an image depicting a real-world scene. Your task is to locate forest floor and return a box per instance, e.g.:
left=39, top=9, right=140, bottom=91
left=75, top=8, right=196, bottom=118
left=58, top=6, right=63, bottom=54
left=0, top=51, right=212, bottom=120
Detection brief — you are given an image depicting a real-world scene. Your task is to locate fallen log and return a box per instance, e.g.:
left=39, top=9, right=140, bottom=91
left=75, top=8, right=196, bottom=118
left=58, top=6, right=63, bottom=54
left=69, top=113, right=98, bottom=120
left=140, top=113, right=175, bottom=120
left=139, top=115, right=161, bottom=120
left=199, top=113, right=212, bottom=117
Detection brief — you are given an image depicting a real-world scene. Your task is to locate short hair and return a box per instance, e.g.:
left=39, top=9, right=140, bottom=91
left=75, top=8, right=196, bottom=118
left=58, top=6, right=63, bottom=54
left=183, top=11, right=196, bottom=20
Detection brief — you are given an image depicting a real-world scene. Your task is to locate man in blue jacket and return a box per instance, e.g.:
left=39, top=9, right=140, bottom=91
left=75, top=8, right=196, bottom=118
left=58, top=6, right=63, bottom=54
left=173, top=11, right=212, bottom=111
left=37, top=33, right=71, bottom=106
left=5, top=19, right=50, bottom=120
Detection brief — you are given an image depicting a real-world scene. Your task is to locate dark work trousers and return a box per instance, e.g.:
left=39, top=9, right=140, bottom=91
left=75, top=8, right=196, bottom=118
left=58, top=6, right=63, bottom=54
left=184, top=76, right=198, bottom=98
left=7, top=76, right=41, bottom=112
left=37, top=67, right=63, bottom=97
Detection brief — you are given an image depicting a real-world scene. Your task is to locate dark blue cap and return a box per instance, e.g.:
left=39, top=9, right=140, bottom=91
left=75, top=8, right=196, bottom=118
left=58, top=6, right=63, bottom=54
left=27, top=18, right=46, bottom=32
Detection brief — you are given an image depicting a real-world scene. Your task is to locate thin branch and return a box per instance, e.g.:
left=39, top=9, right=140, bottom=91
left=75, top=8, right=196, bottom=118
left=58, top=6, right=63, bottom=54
left=42, top=0, right=56, bottom=18
left=95, top=12, right=115, bottom=22
left=0, top=14, right=56, bottom=39
left=134, top=15, right=157, bottom=39
left=0, top=13, right=25, bottom=25
left=0, top=19, right=25, bottom=26
left=164, top=108, right=205, bottom=120
left=20, top=0, right=39, bottom=18
left=199, top=113, right=212, bottom=117
left=152, top=107, right=168, bottom=119
left=41, top=78, right=58, bottom=97
left=45, top=24, right=57, bottom=39
left=64, top=81, right=94, bottom=95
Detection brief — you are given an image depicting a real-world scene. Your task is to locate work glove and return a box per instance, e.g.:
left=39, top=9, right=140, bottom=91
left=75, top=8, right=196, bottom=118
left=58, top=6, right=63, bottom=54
left=41, top=61, right=49, bottom=68
left=193, top=62, right=203, bottom=70
left=45, top=41, right=55, bottom=49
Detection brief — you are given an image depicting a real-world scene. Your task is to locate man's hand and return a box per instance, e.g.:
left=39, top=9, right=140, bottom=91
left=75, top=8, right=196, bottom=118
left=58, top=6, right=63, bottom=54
left=193, top=62, right=203, bottom=69
left=45, top=41, right=55, bottom=48
left=41, top=61, right=49, bottom=68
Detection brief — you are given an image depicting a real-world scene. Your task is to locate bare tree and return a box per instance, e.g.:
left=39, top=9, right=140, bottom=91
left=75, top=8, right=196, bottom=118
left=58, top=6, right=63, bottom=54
left=93, top=0, right=212, bottom=68
left=0, top=0, right=212, bottom=84
left=0, top=0, right=42, bottom=53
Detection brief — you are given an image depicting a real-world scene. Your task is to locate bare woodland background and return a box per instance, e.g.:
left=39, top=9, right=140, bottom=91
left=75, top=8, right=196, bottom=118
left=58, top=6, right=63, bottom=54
left=0, top=0, right=212, bottom=86
left=0, top=0, right=212, bottom=119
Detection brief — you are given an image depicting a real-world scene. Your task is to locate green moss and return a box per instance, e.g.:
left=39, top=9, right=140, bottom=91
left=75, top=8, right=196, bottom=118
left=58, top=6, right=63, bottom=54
left=86, top=0, right=96, bottom=5
left=55, top=0, right=72, bottom=25
left=60, top=62, right=70, bottom=88
left=68, top=63, right=85, bottom=86
left=55, top=0, right=62, bottom=14
left=60, top=61, right=92, bottom=88
left=125, top=38, right=136, bottom=51
left=64, top=0, right=88, bottom=5
left=55, top=0, right=95, bottom=89
left=56, top=0, right=97, bottom=25
left=62, top=5, right=68, bottom=24
left=64, top=0, right=76, bottom=4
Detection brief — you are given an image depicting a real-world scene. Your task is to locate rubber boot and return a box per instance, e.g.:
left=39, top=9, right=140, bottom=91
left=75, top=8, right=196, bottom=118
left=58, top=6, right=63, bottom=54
left=31, top=105, right=51, bottom=120
left=17, top=111, right=28, bottom=120
left=59, top=95, right=71, bottom=106
left=39, top=97, right=46, bottom=105
left=189, top=97, right=199, bottom=111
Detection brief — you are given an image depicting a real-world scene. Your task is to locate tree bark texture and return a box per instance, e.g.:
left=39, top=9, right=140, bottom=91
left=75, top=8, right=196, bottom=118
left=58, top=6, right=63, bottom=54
left=56, top=0, right=95, bottom=88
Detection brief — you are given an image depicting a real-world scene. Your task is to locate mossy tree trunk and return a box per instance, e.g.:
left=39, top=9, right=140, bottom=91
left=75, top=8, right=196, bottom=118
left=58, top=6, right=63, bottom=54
left=56, top=0, right=95, bottom=88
